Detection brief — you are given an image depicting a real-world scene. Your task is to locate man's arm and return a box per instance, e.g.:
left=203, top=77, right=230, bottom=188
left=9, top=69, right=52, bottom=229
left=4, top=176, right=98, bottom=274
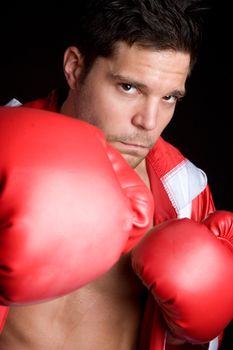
left=0, top=106, right=154, bottom=305
left=131, top=211, right=233, bottom=347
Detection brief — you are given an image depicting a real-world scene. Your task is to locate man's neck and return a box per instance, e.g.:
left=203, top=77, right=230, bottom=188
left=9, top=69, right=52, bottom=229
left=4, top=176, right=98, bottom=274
left=134, top=159, right=150, bottom=189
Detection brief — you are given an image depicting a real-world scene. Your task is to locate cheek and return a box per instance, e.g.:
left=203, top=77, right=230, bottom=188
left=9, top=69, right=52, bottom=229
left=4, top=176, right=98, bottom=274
left=159, top=107, right=175, bottom=128
left=74, top=87, right=110, bottom=126
left=77, top=82, right=132, bottom=133
left=95, top=98, right=129, bottom=131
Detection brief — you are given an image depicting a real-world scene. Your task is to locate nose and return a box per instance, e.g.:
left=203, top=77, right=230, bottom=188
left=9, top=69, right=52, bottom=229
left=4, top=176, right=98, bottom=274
left=132, top=98, right=158, bottom=130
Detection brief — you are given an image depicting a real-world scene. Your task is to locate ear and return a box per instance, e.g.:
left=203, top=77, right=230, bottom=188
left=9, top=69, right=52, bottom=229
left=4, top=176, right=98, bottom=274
left=63, top=47, right=84, bottom=89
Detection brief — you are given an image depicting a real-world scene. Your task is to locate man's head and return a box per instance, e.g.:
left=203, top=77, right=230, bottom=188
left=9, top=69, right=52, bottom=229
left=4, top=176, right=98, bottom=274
left=61, top=0, right=206, bottom=168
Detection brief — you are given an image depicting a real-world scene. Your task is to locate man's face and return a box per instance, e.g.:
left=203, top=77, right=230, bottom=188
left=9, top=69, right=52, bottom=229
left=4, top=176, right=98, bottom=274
left=63, top=42, right=190, bottom=168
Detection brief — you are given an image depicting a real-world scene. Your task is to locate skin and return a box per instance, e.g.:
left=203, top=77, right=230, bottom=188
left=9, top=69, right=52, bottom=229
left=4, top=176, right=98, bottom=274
left=0, top=42, right=190, bottom=349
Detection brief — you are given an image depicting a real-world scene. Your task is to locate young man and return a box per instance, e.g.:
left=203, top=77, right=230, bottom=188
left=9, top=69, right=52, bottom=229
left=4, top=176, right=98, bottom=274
left=0, top=1, right=232, bottom=349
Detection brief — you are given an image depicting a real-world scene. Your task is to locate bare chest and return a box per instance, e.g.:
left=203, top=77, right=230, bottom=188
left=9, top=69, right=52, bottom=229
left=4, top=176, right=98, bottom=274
left=0, top=254, right=145, bottom=350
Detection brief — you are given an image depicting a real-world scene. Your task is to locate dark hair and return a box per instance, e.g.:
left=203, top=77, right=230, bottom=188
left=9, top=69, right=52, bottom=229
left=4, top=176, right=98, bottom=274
left=69, top=0, right=207, bottom=77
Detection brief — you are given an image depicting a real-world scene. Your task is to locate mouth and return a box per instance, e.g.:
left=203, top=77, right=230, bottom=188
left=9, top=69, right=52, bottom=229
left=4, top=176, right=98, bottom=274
left=120, top=141, right=148, bottom=149
left=111, top=141, right=150, bottom=157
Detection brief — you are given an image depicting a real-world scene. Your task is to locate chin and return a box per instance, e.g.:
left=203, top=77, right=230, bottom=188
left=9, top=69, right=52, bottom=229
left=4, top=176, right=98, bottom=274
left=122, top=154, right=143, bottom=169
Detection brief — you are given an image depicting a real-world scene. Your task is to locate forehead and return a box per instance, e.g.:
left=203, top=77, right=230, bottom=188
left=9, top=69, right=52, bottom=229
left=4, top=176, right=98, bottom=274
left=100, top=42, right=191, bottom=92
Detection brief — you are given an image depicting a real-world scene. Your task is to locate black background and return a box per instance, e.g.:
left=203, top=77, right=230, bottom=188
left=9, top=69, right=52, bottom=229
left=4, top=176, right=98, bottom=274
left=0, top=2, right=232, bottom=348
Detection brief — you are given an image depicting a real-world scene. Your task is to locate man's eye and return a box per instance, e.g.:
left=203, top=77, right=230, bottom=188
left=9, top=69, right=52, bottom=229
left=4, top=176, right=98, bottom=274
left=120, top=83, right=137, bottom=94
left=163, top=95, right=179, bottom=103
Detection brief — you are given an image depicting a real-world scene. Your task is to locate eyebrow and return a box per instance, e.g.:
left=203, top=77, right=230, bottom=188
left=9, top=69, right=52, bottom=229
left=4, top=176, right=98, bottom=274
left=170, top=89, right=186, bottom=98
left=110, top=73, right=186, bottom=98
left=110, top=73, right=148, bottom=90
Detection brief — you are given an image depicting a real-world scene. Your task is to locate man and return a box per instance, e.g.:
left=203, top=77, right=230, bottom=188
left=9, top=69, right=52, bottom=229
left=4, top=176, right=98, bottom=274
left=0, top=1, right=232, bottom=349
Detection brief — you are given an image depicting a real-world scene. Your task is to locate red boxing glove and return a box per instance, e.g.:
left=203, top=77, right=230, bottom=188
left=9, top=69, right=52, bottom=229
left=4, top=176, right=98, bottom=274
left=105, top=143, right=153, bottom=253
left=0, top=106, right=154, bottom=305
left=131, top=211, right=233, bottom=343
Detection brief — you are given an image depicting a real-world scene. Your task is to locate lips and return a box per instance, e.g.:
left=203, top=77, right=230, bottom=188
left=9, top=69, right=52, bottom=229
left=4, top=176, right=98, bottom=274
left=113, top=141, right=150, bottom=158
left=120, top=141, right=148, bottom=149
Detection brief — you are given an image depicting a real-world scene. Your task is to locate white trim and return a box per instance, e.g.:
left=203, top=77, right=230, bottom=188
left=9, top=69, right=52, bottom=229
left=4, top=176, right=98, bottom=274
left=161, top=159, right=207, bottom=217
left=208, top=337, right=219, bottom=350
left=177, top=203, right=192, bottom=219
left=163, top=331, right=167, bottom=350
left=4, top=98, right=22, bottom=107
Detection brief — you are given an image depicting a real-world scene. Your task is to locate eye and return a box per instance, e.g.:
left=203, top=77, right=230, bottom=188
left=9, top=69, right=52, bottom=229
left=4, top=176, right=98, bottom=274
left=163, top=95, right=180, bottom=104
left=119, top=83, right=137, bottom=94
